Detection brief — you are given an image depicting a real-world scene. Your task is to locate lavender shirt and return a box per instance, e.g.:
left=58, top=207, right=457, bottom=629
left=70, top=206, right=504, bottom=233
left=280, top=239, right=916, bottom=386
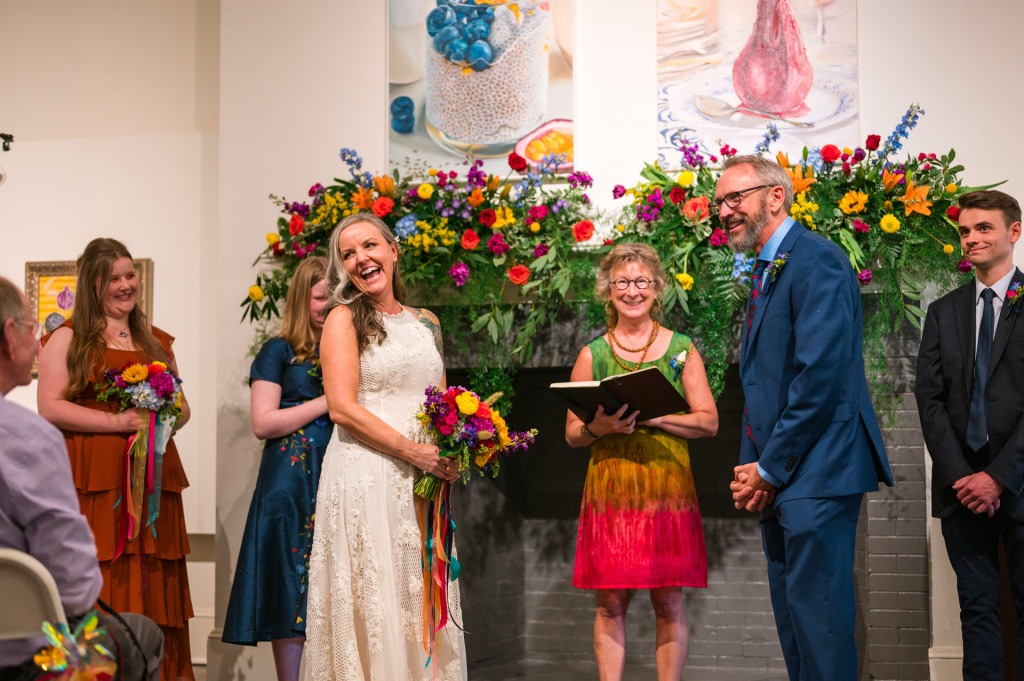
left=0, top=393, right=102, bottom=666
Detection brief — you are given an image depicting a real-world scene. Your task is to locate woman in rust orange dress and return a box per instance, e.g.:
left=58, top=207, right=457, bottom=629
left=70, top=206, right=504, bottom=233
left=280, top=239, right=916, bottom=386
left=38, top=238, right=193, bottom=681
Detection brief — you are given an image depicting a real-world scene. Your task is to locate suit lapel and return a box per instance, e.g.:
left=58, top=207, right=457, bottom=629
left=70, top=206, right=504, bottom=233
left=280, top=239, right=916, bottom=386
left=954, top=279, right=977, bottom=391
left=989, top=267, right=1024, bottom=378
left=743, top=223, right=804, bottom=370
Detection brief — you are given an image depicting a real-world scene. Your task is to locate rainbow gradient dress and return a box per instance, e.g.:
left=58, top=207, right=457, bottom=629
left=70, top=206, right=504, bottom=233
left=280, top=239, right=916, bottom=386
left=573, top=332, right=708, bottom=589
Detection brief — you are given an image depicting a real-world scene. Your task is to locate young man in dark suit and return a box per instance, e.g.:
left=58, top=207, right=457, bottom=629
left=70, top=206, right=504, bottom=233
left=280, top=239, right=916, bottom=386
left=916, top=189, right=1024, bottom=681
left=717, top=155, right=893, bottom=681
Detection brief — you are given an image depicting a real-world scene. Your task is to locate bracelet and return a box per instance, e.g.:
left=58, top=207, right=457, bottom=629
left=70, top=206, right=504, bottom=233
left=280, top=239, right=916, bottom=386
left=581, top=422, right=599, bottom=440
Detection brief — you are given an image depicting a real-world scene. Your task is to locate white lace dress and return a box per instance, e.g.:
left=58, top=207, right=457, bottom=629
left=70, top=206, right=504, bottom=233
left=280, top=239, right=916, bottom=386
left=306, top=309, right=467, bottom=681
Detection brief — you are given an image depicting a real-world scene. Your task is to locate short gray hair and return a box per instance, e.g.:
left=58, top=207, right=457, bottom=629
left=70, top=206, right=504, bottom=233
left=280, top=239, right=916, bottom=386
left=0, top=277, right=26, bottom=346
left=722, top=154, right=794, bottom=213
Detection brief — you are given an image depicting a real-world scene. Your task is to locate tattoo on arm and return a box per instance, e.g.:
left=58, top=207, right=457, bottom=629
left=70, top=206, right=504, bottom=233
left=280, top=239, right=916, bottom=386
left=414, top=308, right=445, bottom=362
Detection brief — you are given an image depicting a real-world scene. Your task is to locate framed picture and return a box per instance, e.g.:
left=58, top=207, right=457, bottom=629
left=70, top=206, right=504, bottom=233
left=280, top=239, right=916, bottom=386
left=24, top=258, right=154, bottom=375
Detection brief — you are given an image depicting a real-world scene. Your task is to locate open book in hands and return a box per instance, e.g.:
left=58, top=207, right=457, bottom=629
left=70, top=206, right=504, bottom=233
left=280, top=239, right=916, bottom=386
left=549, top=366, right=688, bottom=424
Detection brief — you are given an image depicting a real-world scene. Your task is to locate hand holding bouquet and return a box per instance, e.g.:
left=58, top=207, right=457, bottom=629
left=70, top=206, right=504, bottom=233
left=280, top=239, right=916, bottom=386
left=414, top=385, right=537, bottom=500
left=96, top=361, right=183, bottom=552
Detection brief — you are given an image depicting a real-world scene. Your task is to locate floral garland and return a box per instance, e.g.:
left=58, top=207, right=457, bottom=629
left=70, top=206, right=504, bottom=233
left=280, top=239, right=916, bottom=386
left=243, top=104, right=995, bottom=406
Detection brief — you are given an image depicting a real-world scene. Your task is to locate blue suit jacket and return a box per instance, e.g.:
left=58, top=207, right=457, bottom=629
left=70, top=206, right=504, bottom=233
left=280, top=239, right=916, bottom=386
left=739, top=222, right=894, bottom=503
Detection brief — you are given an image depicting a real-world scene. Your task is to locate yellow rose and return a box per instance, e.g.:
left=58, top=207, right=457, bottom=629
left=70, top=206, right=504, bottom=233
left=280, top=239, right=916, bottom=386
left=530, top=223, right=540, bottom=233
left=945, top=183, right=958, bottom=194
left=879, top=214, right=901, bottom=234
left=943, top=244, right=954, bottom=254
left=248, top=285, right=265, bottom=302
left=675, top=272, right=694, bottom=290
left=455, top=391, right=480, bottom=416
left=417, top=183, right=433, bottom=200
left=428, top=168, right=438, bottom=176
left=676, top=170, right=695, bottom=187
left=474, top=452, right=491, bottom=468
left=616, top=224, right=625, bottom=233
left=266, top=233, right=280, bottom=246
left=842, top=147, right=853, bottom=156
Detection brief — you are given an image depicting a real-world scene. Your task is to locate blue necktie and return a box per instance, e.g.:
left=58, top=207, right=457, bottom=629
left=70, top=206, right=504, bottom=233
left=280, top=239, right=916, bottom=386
left=746, top=259, right=770, bottom=341
left=966, top=288, right=995, bottom=452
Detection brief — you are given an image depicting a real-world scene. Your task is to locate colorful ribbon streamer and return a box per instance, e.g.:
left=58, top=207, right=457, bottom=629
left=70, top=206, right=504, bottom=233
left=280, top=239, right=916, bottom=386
left=417, top=480, right=462, bottom=676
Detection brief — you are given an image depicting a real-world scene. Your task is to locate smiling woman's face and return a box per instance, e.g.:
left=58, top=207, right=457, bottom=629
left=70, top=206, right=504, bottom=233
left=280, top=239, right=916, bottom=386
left=609, top=261, right=655, bottom=323
left=337, top=221, right=399, bottom=301
left=100, top=256, right=138, bottom=319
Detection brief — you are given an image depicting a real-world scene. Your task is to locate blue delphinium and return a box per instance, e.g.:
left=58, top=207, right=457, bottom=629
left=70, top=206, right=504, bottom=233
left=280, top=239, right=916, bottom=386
left=732, top=253, right=755, bottom=285
left=394, top=214, right=418, bottom=239
left=754, top=123, right=780, bottom=155
left=875, top=103, right=925, bottom=165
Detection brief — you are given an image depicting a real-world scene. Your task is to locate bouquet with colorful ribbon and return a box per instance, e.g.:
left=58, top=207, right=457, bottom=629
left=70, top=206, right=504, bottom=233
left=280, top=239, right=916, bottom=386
left=33, top=612, right=118, bottom=680
left=414, top=385, right=536, bottom=667
left=96, top=361, right=183, bottom=558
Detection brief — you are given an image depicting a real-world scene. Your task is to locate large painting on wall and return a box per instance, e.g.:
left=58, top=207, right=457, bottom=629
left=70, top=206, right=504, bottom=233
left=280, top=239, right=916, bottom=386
left=657, top=0, right=858, bottom=167
left=387, top=0, right=575, bottom=177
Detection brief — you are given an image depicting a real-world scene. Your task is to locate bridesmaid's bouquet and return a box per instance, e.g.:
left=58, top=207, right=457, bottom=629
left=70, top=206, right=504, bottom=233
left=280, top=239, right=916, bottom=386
left=96, top=362, right=183, bottom=551
left=413, top=385, right=537, bottom=500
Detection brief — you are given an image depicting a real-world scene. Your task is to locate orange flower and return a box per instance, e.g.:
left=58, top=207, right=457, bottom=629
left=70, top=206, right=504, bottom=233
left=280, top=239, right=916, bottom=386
left=487, top=175, right=500, bottom=191
left=572, top=220, right=594, bottom=242
left=351, top=186, right=373, bottom=210
left=508, top=264, right=531, bottom=285
left=371, top=196, right=394, bottom=217
left=681, top=196, right=710, bottom=222
left=882, top=169, right=904, bottom=193
left=776, top=151, right=790, bottom=168
left=785, top=165, right=816, bottom=195
left=461, top=229, right=480, bottom=250
left=467, top=187, right=485, bottom=207
left=373, top=175, right=395, bottom=197
left=899, top=179, right=933, bottom=217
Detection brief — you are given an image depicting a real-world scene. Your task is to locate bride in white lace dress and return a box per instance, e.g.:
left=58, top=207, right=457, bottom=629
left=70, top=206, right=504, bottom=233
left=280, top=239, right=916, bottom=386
left=306, top=214, right=467, bottom=681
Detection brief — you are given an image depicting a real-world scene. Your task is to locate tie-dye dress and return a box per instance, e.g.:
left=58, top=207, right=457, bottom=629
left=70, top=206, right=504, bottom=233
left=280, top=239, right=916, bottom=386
left=573, top=332, right=708, bottom=589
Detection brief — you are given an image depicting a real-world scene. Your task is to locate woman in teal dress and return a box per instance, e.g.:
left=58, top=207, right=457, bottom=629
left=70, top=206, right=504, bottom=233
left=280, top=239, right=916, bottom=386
left=223, top=256, right=332, bottom=681
left=564, top=243, right=718, bottom=681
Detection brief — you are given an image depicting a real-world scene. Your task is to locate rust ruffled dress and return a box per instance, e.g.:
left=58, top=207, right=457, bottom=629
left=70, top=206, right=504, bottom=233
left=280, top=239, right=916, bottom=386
left=43, top=322, right=194, bottom=681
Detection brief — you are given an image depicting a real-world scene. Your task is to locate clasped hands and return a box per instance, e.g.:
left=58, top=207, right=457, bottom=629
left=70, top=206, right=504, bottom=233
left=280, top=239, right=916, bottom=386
left=731, top=462, right=776, bottom=513
left=954, top=471, right=1003, bottom=517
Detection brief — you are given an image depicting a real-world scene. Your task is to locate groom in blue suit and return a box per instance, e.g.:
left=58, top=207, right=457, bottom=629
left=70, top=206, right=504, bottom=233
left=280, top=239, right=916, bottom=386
left=716, top=156, right=894, bottom=681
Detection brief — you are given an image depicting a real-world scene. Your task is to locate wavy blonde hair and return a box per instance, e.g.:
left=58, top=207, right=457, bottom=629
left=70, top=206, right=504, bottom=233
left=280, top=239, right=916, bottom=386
left=65, top=238, right=171, bottom=399
left=279, top=256, right=327, bottom=364
left=595, top=242, right=668, bottom=328
left=324, top=213, right=407, bottom=354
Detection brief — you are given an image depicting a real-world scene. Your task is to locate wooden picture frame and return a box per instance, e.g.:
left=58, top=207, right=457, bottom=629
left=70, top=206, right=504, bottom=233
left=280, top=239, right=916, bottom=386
left=24, top=258, right=154, bottom=376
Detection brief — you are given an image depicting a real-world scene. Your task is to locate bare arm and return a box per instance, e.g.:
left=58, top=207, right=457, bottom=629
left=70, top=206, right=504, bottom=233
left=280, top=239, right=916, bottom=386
left=37, top=327, right=138, bottom=433
left=321, top=306, right=456, bottom=481
left=251, top=379, right=329, bottom=440
left=564, top=345, right=639, bottom=448
left=639, top=343, right=718, bottom=439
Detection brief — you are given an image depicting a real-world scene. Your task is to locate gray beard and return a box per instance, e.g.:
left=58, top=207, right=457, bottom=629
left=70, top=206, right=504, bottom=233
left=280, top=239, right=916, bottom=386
left=725, top=198, right=770, bottom=254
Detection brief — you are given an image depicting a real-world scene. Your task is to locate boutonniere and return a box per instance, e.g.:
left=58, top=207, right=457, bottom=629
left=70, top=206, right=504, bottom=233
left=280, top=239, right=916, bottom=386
left=669, top=350, right=688, bottom=381
left=1005, top=282, right=1023, bottom=319
left=765, top=252, right=789, bottom=284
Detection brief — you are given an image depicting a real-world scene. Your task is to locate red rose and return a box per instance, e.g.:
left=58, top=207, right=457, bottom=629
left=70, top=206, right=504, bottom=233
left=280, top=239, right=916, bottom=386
left=865, top=134, right=881, bottom=151
left=461, top=229, right=480, bottom=250
left=371, top=196, right=394, bottom=217
left=508, top=264, right=531, bottom=285
left=146, top=363, right=166, bottom=374
left=272, top=242, right=285, bottom=257
left=572, top=220, right=594, bottom=242
left=475, top=402, right=492, bottom=419
left=508, top=152, right=528, bottom=172
left=820, top=144, right=842, bottom=164
left=946, top=205, right=960, bottom=221
left=479, top=208, right=496, bottom=227
left=603, top=238, right=615, bottom=246
left=669, top=187, right=687, bottom=204
left=681, top=196, right=710, bottom=222
left=288, top=214, right=305, bottom=235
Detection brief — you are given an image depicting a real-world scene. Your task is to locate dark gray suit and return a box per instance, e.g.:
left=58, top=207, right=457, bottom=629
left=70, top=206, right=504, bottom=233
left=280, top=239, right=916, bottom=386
left=916, top=267, right=1024, bottom=680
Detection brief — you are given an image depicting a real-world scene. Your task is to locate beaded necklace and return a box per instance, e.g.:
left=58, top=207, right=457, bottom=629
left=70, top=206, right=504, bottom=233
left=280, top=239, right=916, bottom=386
left=608, top=321, right=660, bottom=372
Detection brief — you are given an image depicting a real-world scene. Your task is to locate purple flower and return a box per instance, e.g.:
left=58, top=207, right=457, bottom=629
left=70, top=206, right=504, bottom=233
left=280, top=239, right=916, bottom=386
left=150, top=371, right=176, bottom=398
left=857, top=269, right=872, bottom=286
left=114, top=376, right=127, bottom=389
left=449, top=262, right=469, bottom=287
left=104, top=368, right=119, bottom=382
left=567, top=171, right=593, bottom=189
left=958, top=258, right=974, bottom=273
left=487, top=233, right=511, bottom=255
left=612, top=184, right=626, bottom=199
left=853, top=148, right=866, bottom=163
left=551, top=198, right=568, bottom=213
left=533, top=243, right=549, bottom=258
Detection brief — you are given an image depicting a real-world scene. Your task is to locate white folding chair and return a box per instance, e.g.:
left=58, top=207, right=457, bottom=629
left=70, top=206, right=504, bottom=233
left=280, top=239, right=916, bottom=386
left=0, top=548, right=68, bottom=640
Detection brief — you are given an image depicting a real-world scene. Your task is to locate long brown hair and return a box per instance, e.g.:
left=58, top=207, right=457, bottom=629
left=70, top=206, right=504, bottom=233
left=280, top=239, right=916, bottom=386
left=279, top=255, right=327, bottom=363
left=324, top=213, right=407, bottom=354
left=64, top=238, right=171, bottom=399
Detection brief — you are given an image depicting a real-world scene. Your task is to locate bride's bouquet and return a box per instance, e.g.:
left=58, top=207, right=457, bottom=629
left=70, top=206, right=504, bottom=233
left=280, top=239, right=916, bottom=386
left=412, top=385, right=536, bottom=663
left=414, top=385, right=537, bottom=500
left=96, top=361, right=183, bottom=553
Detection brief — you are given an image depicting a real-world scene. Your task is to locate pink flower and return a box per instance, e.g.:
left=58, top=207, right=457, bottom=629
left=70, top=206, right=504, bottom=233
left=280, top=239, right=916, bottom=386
left=528, top=205, right=549, bottom=223
left=857, top=269, right=872, bottom=285
left=449, top=262, right=469, bottom=287
left=612, top=185, right=626, bottom=199
left=958, top=258, right=973, bottom=273
left=853, top=219, right=870, bottom=233
left=487, top=233, right=510, bottom=255
left=533, top=243, right=549, bottom=258
left=709, top=228, right=727, bottom=246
